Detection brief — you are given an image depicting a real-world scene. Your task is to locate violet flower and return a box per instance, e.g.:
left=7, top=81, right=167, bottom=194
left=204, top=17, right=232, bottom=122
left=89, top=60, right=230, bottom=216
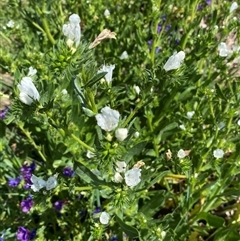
left=63, top=166, right=75, bottom=178
left=20, top=196, right=33, bottom=213
left=8, top=176, right=22, bottom=187
left=16, top=227, right=36, bottom=241
left=0, top=107, right=9, bottom=119
left=54, top=201, right=64, bottom=211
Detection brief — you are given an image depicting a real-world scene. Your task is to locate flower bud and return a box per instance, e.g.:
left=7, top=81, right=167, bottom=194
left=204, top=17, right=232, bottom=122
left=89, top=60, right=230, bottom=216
left=115, top=128, right=128, bottom=141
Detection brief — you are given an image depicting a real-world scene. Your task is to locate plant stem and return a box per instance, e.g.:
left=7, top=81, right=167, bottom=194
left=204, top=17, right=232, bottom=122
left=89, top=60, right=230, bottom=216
left=71, top=134, right=95, bottom=153
left=17, top=123, right=47, bottom=162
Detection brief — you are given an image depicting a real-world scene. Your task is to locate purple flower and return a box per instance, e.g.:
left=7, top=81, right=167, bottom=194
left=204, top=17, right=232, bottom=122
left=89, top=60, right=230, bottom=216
left=16, top=227, right=30, bottom=241
left=206, top=0, right=211, bottom=5
left=8, top=176, right=22, bottom=187
left=157, top=24, right=162, bottom=33
left=16, top=227, right=36, bottom=241
left=155, top=47, right=161, bottom=53
left=20, top=196, right=33, bottom=213
left=165, top=24, right=171, bottom=32
left=62, top=166, right=74, bottom=177
left=20, top=163, right=36, bottom=188
left=93, top=207, right=101, bottom=215
left=197, top=4, right=203, bottom=10
left=147, top=39, right=153, bottom=45
left=54, top=201, right=64, bottom=211
left=0, top=107, right=9, bottom=119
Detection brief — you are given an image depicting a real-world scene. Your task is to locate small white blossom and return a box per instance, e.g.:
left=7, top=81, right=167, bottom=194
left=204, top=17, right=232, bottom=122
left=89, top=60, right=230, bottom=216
left=134, top=131, right=140, bottom=138
left=218, top=42, right=230, bottom=57
left=187, top=111, right=195, bottom=119
left=115, top=128, right=128, bottom=141
left=17, top=77, right=40, bottom=105
left=232, top=45, right=240, bottom=52
left=62, top=14, right=81, bottom=47
left=46, top=176, right=58, bottom=190
left=179, top=124, right=186, bottom=130
left=61, top=89, right=68, bottom=95
left=238, top=119, right=240, bottom=126
left=124, top=168, right=141, bottom=187
left=230, top=2, right=238, bottom=13
left=27, top=66, right=37, bottom=76
left=86, top=150, right=95, bottom=158
left=98, top=64, right=115, bottom=84
left=116, top=161, right=127, bottom=173
left=100, top=211, right=110, bottom=224
left=30, top=175, right=46, bottom=192
left=120, top=51, right=128, bottom=59
left=177, top=149, right=186, bottom=159
left=6, top=20, right=15, bottom=28
left=133, top=85, right=140, bottom=95
left=163, top=51, right=185, bottom=71
left=114, top=172, right=123, bottom=183
left=104, top=9, right=110, bottom=17
left=213, top=149, right=224, bottom=159
left=96, top=106, right=120, bottom=131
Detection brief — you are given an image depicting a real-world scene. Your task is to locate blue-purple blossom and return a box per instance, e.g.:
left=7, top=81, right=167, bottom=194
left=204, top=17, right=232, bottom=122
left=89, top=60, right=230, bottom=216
left=20, top=162, right=36, bottom=188
left=93, top=207, right=101, bottom=215
left=62, top=166, right=74, bottom=177
left=157, top=24, right=162, bottom=33
left=17, top=227, right=36, bottom=241
left=0, top=107, right=9, bottom=119
left=21, top=196, right=33, bottom=213
left=8, top=176, right=22, bottom=187
left=54, top=201, right=64, bottom=211
left=206, top=0, right=211, bottom=5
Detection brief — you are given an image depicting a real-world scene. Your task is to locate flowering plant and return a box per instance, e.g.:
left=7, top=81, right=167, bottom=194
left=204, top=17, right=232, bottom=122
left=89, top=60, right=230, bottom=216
left=1, top=0, right=240, bottom=240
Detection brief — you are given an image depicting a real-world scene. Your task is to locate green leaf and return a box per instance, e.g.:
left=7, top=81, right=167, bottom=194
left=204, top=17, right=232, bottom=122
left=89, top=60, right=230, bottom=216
left=122, top=141, right=147, bottom=164
left=84, top=71, right=107, bottom=87
left=196, top=212, right=225, bottom=228
left=215, top=83, right=227, bottom=101
left=145, top=170, right=171, bottom=189
left=75, top=165, right=107, bottom=186
left=115, top=214, right=139, bottom=238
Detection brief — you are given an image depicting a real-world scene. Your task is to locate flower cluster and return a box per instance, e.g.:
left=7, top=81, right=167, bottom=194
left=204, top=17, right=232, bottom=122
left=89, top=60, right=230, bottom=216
left=114, top=161, right=142, bottom=187
left=20, top=162, right=36, bottom=189
left=30, top=174, right=58, bottom=192
left=62, top=14, right=81, bottom=47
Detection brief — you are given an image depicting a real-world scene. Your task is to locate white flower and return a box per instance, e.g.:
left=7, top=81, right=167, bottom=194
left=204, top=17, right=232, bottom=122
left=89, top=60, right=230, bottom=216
left=120, top=51, right=128, bottom=59
left=218, top=42, right=230, bottom=57
left=179, top=124, right=186, bottom=130
left=232, top=45, right=240, bottom=52
left=134, top=131, right=140, bottom=138
left=133, top=85, right=140, bottom=95
left=238, top=119, right=240, bottom=126
left=115, top=128, right=128, bottom=141
left=97, top=64, right=115, bottom=84
left=163, top=51, right=185, bottom=71
left=104, top=9, right=110, bottom=17
left=230, top=2, right=238, bottom=13
left=213, top=149, right=224, bottom=159
left=100, top=211, right=110, bottom=224
left=96, top=106, right=120, bottom=131
left=61, top=89, right=68, bottom=95
left=6, top=20, right=15, bottom=28
left=114, top=172, right=123, bottom=183
left=27, top=66, right=37, bottom=76
left=187, top=111, right=195, bottom=119
left=116, top=161, right=127, bottom=173
left=177, top=149, right=186, bottom=159
left=86, top=150, right=95, bottom=158
left=124, top=168, right=141, bottom=187
left=62, top=13, right=81, bottom=47
left=30, top=175, right=46, bottom=192
left=46, top=176, right=58, bottom=190
left=17, top=77, right=40, bottom=105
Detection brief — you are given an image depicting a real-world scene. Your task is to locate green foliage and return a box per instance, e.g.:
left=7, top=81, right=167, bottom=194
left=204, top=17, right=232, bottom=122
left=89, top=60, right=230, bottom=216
left=1, top=0, right=240, bottom=240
